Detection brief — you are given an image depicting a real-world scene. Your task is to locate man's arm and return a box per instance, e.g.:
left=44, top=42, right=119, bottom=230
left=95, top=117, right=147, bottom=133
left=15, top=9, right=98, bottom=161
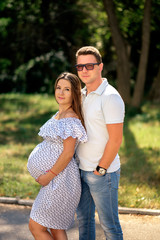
left=94, top=122, right=123, bottom=175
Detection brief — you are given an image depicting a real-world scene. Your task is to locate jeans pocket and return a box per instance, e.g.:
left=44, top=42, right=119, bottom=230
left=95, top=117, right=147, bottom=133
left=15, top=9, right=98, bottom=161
left=92, top=171, right=105, bottom=178
left=111, top=169, right=120, bottom=189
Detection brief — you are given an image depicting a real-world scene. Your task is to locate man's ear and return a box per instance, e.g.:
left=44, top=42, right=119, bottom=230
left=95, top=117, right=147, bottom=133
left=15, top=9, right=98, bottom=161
left=100, top=63, right=103, bottom=72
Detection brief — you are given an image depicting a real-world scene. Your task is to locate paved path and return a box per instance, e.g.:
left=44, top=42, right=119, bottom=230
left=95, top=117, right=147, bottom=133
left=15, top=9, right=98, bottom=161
left=0, top=203, right=160, bottom=240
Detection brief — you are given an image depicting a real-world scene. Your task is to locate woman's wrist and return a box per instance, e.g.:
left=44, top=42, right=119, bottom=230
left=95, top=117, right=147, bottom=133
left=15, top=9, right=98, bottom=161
left=49, top=170, right=57, bottom=176
left=46, top=171, right=56, bottom=180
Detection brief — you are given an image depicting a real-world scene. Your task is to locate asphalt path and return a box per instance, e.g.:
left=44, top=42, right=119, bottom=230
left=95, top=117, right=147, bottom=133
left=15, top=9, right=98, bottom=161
left=0, top=203, right=160, bottom=240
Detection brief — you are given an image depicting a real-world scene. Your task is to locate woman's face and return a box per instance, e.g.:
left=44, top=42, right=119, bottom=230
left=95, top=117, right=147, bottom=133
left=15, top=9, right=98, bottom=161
left=55, top=79, right=72, bottom=106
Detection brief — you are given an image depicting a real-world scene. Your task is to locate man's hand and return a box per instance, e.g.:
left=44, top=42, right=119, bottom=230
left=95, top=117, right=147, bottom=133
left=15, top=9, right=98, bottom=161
left=93, top=170, right=102, bottom=176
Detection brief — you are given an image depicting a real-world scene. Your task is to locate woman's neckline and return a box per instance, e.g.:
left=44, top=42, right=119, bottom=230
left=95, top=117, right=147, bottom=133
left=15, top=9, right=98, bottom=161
left=53, top=112, right=79, bottom=121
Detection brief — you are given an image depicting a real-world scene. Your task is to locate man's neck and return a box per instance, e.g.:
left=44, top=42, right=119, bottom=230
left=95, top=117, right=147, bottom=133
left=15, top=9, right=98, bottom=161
left=86, top=78, right=103, bottom=95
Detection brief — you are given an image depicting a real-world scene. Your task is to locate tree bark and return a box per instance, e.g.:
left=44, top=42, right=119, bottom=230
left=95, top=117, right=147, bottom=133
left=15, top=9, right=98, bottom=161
left=149, top=65, right=160, bottom=102
left=131, top=0, right=152, bottom=107
left=103, top=0, right=131, bottom=104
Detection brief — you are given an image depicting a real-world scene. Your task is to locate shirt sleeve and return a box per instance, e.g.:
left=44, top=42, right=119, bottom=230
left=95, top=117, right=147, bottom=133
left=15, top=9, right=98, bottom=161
left=102, top=94, right=125, bottom=124
left=39, top=118, right=87, bottom=143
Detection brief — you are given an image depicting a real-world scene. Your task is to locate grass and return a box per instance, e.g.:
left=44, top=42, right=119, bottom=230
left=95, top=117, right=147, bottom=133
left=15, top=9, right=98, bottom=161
left=0, top=94, right=160, bottom=209
left=0, top=93, right=58, bottom=199
left=119, top=103, right=160, bottom=208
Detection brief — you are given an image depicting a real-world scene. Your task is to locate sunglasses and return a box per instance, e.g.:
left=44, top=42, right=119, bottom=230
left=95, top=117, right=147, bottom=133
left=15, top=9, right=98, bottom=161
left=75, top=63, right=100, bottom=71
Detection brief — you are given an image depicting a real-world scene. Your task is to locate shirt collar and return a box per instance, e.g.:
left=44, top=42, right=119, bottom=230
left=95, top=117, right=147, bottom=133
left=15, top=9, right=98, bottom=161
left=81, top=78, right=108, bottom=96
left=81, top=86, right=87, bottom=96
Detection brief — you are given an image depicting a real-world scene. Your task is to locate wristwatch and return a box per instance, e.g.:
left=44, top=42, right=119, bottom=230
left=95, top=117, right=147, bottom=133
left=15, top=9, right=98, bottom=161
left=96, top=166, right=107, bottom=175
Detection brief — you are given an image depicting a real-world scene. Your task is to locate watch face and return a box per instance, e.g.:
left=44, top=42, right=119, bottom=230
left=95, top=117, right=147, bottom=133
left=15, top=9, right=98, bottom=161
left=99, top=168, right=106, bottom=175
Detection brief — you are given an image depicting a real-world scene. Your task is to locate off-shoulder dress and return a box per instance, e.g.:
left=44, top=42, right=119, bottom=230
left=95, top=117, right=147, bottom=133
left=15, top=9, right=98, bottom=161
left=27, top=113, right=87, bottom=229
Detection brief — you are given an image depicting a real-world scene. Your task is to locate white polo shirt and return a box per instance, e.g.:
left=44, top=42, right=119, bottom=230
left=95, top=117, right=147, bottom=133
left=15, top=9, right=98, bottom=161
left=76, top=78, right=125, bottom=172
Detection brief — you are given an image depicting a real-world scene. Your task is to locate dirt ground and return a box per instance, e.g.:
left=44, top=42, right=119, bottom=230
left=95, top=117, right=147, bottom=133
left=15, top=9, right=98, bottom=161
left=0, top=203, right=160, bottom=240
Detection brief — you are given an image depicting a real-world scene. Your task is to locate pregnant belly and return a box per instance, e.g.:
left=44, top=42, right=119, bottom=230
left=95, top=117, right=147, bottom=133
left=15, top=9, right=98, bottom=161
left=27, top=141, right=61, bottom=179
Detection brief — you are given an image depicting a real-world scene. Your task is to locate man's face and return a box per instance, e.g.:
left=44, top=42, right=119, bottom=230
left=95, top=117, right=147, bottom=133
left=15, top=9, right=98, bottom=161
left=76, top=54, right=103, bottom=85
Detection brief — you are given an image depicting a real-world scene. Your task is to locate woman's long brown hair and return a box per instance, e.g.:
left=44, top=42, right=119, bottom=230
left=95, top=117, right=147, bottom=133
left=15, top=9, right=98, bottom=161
left=54, top=72, right=85, bottom=128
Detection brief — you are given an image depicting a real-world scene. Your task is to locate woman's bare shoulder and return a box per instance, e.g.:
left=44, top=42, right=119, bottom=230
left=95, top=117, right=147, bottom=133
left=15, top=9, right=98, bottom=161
left=64, top=110, right=79, bottom=119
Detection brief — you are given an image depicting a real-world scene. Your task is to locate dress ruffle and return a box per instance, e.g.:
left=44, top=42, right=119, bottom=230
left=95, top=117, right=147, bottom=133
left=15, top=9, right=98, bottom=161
left=38, top=116, right=87, bottom=143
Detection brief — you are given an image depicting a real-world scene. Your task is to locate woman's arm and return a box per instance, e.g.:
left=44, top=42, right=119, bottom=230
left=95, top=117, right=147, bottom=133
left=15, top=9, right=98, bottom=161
left=36, top=136, right=76, bottom=186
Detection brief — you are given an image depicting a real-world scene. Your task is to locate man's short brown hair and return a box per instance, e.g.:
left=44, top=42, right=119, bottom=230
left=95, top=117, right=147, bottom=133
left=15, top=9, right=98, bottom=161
left=76, top=46, right=102, bottom=63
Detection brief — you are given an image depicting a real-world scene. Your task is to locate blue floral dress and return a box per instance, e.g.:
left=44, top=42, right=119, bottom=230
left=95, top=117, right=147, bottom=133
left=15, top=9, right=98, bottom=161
left=27, top=114, right=87, bottom=229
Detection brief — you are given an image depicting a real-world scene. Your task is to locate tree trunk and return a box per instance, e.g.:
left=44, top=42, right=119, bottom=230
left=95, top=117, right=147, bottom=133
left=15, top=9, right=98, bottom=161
left=131, top=0, right=152, bottom=107
left=149, top=65, right=160, bottom=102
left=103, top=0, right=131, bottom=104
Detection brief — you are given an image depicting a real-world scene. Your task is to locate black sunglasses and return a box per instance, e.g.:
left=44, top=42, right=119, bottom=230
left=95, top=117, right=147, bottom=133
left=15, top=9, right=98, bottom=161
left=75, top=63, right=100, bottom=71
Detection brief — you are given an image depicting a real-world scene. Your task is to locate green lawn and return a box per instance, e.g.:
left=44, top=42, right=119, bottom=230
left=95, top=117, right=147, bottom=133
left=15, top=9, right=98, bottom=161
left=0, top=93, right=58, bottom=199
left=0, top=94, right=160, bottom=209
left=119, top=103, right=160, bottom=208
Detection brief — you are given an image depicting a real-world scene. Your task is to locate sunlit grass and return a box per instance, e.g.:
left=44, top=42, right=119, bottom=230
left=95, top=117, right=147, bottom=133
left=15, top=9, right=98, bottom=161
left=119, top=102, right=160, bottom=208
left=0, top=94, right=160, bottom=209
left=0, top=93, right=58, bottom=199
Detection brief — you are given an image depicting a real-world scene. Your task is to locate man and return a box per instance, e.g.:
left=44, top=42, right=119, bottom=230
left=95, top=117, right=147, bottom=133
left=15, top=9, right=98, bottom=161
left=75, top=46, right=124, bottom=240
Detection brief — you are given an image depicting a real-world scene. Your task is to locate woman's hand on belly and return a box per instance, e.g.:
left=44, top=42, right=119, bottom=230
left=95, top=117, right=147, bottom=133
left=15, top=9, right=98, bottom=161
left=36, top=171, right=54, bottom=186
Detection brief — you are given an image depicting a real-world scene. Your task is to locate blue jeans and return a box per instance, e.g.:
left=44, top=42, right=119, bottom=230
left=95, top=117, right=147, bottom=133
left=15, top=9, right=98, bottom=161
left=76, top=169, right=123, bottom=240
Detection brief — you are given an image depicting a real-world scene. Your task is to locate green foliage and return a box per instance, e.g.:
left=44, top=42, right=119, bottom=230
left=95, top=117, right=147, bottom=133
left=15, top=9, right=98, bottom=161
left=77, top=0, right=110, bottom=47
left=13, top=51, right=70, bottom=93
left=0, top=0, right=160, bottom=103
left=0, top=0, right=92, bottom=93
left=0, top=17, right=11, bottom=37
left=0, top=58, right=11, bottom=72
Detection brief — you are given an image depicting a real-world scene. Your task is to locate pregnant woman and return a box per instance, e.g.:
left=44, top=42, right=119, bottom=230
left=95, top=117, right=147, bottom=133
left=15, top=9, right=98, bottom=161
left=27, top=72, right=87, bottom=240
